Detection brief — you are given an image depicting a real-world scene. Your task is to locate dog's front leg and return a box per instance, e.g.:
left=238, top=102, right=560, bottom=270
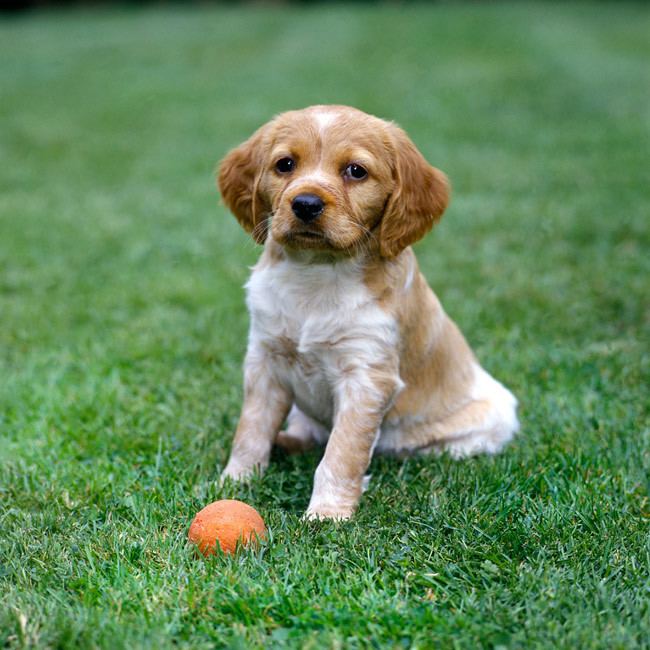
left=306, top=371, right=400, bottom=520
left=221, top=347, right=292, bottom=481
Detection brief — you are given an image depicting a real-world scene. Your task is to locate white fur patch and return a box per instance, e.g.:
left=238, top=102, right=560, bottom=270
left=314, top=110, right=337, bottom=134
left=287, top=171, right=331, bottom=191
left=246, top=255, right=398, bottom=427
left=465, top=363, right=519, bottom=450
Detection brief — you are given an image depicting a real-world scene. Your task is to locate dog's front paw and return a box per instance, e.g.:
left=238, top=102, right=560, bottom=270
left=219, top=458, right=264, bottom=485
left=304, top=503, right=355, bottom=521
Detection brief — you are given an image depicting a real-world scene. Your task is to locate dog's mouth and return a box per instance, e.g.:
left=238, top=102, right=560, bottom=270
left=293, top=230, right=322, bottom=240
left=282, top=228, right=330, bottom=247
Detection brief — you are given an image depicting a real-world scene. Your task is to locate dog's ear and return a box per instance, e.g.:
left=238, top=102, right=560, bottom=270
left=217, top=126, right=271, bottom=244
left=379, top=124, right=450, bottom=259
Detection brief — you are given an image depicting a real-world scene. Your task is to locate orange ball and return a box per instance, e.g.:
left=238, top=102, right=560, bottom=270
left=188, top=499, right=266, bottom=556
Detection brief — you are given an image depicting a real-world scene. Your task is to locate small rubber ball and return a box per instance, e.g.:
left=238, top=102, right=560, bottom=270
left=188, top=499, right=266, bottom=556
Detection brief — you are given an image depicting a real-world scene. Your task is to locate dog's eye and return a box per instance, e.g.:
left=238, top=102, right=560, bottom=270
left=275, top=157, right=296, bottom=173
left=343, top=163, right=368, bottom=180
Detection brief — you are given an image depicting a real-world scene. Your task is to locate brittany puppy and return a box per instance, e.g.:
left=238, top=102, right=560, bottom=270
left=217, top=105, right=519, bottom=520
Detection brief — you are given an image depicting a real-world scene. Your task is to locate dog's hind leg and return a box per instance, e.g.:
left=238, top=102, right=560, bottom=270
left=424, top=367, right=519, bottom=458
left=378, top=365, right=518, bottom=459
left=426, top=401, right=518, bottom=459
left=274, top=405, right=329, bottom=454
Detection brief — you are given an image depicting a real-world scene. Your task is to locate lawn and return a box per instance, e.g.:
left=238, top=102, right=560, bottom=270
left=1, top=2, right=649, bottom=648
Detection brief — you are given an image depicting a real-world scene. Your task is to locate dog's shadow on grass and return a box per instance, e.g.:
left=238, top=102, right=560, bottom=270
left=252, top=445, right=459, bottom=518
left=217, top=439, right=518, bottom=524
left=257, top=445, right=324, bottom=515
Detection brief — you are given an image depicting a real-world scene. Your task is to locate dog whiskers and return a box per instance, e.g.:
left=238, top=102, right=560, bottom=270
left=248, top=214, right=273, bottom=248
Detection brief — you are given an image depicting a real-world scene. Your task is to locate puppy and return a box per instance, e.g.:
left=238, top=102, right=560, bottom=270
left=217, top=105, right=519, bottom=520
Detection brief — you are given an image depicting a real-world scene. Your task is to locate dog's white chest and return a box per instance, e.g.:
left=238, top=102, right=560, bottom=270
left=245, top=256, right=397, bottom=425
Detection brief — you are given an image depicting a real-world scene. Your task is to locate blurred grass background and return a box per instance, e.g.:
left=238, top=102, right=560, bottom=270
left=1, top=3, right=649, bottom=648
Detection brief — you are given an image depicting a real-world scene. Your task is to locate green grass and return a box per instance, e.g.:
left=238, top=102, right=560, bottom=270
left=1, top=2, right=649, bottom=648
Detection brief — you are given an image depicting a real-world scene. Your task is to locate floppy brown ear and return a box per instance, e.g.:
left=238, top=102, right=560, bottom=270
left=217, top=126, right=271, bottom=244
left=379, top=125, right=450, bottom=258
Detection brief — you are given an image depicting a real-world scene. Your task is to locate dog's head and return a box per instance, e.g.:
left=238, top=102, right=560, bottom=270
left=218, top=105, right=449, bottom=258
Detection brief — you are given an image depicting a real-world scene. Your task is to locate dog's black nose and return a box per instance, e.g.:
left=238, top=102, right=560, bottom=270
left=291, top=194, right=324, bottom=223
